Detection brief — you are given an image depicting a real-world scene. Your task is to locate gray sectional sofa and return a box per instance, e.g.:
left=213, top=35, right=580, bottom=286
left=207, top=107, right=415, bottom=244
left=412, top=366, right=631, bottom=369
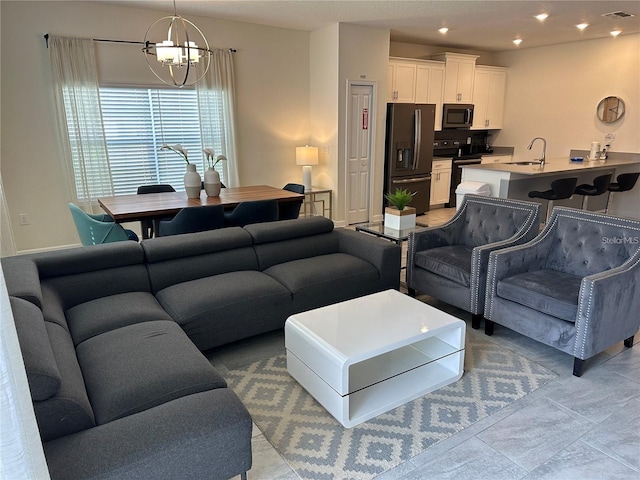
left=2, top=216, right=401, bottom=480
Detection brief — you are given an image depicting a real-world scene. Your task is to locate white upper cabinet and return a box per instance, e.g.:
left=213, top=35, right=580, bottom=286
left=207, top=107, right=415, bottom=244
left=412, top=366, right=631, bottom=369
left=432, top=53, right=478, bottom=103
left=387, top=60, right=417, bottom=103
left=415, top=62, right=445, bottom=131
left=472, top=66, right=508, bottom=130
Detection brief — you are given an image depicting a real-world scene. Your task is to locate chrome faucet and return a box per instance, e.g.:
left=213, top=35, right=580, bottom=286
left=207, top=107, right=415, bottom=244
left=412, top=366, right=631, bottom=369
left=527, top=137, right=546, bottom=167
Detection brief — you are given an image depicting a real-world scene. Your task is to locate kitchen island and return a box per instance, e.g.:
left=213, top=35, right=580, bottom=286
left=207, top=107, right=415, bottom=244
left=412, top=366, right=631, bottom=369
left=461, top=151, right=640, bottom=219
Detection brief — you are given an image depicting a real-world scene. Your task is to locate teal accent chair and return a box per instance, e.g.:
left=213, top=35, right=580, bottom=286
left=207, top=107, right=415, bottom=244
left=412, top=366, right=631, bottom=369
left=68, top=203, right=139, bottom=246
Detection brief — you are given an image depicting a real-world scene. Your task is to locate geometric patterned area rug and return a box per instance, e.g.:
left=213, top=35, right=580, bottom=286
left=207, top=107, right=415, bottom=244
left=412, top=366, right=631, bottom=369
left=226, top=333, right=557, bottom=480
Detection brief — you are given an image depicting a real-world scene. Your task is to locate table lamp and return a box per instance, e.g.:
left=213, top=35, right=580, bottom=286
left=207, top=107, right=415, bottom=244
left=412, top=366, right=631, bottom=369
left=296, top=145, right=319, bottom=192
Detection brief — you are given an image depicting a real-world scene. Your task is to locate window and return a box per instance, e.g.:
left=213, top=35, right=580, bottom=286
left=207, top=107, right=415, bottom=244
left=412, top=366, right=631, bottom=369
left=99, top=86, right=222, bottom=195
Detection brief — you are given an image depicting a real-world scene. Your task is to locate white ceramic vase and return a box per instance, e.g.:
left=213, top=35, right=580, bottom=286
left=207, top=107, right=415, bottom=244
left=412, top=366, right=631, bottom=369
left=184, top=164, right=202, bottom=199
left=204, top=167, right=221, bottom=197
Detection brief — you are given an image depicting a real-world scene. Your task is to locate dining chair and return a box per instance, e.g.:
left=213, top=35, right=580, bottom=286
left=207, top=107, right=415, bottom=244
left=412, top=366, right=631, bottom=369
left=68, top=203, right=139, bottom=246
left=137, top=184, right=176, bottom=238
left=157, top=205, right=225, bottom=237
left=279, top=183, right=305, bottom=219
left=223, top=200, right=279, bottom=227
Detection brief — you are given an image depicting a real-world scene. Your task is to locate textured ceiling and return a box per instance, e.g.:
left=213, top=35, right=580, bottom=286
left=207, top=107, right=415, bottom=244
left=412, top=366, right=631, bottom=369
left=94, top=1, right=640, bottom=52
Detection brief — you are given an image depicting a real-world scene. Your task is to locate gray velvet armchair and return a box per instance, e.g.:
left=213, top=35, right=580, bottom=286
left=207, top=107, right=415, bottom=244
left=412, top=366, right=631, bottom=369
left=484, top=207, right=640, bottom=376
left=407, top=195, right=541, bottom=329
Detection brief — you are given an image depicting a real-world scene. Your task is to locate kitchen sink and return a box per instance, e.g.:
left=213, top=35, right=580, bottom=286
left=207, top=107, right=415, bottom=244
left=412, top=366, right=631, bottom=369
left=508, top=161, right=543, bottom=166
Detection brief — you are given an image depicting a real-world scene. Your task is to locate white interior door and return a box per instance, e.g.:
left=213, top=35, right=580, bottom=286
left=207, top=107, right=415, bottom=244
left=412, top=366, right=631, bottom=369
left=347, top=84, right=373, bottom=225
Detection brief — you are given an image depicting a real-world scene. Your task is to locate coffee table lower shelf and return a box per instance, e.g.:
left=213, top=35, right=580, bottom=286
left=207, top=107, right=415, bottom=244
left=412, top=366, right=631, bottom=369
left=287, top=347, right=463, bottom=428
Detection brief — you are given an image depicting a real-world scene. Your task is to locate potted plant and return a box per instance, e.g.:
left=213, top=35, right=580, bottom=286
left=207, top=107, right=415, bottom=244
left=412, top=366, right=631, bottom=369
left=202, top=148, right=227, bottom=197
left=384, top=188, right=417, bottom=230
left=161, top=144, right=201, bottom=199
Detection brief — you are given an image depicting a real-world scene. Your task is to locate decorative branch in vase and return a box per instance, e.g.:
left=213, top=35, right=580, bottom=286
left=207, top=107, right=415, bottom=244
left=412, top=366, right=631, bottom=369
left=161, top=143, right=201, bottom=199
left=202, top=148, right=227, bottom=197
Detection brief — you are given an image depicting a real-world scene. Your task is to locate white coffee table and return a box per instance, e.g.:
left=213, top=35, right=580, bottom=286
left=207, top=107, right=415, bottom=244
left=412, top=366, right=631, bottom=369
left=285, top=289, right=465, bottom=428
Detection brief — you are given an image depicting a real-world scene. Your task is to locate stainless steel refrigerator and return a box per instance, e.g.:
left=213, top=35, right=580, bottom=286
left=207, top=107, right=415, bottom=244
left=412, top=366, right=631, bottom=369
left=384, top=103, right=435, bottom=214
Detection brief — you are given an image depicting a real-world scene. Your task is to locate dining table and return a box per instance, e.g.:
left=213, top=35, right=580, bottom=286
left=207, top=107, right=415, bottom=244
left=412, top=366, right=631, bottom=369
left=98, top=185, right=304, bottom=238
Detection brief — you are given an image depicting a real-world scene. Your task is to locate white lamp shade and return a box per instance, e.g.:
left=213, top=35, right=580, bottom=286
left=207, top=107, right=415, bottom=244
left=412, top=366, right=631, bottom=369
left=296, top=146, right=319, bottom=166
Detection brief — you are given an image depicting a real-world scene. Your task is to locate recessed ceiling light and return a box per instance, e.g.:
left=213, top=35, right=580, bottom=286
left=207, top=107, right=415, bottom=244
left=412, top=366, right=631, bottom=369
left=513, top=38, right=523, bottom=46
left=610, top=30, right=622, bottom=36
left=576, top=23, right=589, bottom=30
left=439, top=27, right=449, bottom=34
left=535, top=13, right=549, bottom=21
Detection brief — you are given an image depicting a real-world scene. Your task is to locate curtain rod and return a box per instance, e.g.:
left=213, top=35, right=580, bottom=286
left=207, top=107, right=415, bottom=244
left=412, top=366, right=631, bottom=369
left=43, top=34, right=236, bottom=52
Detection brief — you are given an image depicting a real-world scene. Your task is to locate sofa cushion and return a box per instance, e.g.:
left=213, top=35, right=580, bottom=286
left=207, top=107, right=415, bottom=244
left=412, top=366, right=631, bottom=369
left=10, top=297, right=61, bottom=401
left=156, top=271, right=293, bottom=350
left=66, top=292, right=174, bottom=345
left=245, top=216, right=334, bottom=244
left=414, top=245, right=473, bottom=287
left=252, top=232, right=339, bottom=271
left=497, top=269, right=582, bottom=322
left=35, top=322, right=95, bottom=442
left=264, top=253, right=381, bottom=313
left=76, top=320, right=227, bottom=425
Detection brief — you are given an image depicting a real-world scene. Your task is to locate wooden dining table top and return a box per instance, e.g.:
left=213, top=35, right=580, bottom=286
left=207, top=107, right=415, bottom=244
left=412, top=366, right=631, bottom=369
left=98, top=185, right=304, bottom=222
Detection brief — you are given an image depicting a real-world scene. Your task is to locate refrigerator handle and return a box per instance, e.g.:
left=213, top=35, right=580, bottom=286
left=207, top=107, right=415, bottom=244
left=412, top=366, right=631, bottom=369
left=391, top=176, right=431, bottom=184
left=413, top=109, right=421, bottom=170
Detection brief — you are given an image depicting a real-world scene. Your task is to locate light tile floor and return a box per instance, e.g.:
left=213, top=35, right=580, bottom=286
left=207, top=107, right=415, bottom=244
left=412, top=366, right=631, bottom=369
left=209, top=207, right=640, bottom=480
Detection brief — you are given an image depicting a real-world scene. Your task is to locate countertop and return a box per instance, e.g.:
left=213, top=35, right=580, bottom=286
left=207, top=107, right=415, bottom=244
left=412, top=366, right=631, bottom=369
left=461, top=156, right=640, bottom=176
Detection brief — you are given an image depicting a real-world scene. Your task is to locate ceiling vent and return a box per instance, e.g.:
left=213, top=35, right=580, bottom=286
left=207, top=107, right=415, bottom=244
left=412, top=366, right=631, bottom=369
left=601, top=11, right=635, bottom=19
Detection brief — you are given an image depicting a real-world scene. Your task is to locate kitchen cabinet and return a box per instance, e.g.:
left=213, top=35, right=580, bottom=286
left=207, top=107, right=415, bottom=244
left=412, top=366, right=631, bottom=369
left=387, top=60, right=417, bottom=103
left=481, top=155, right=512, bottom=164
left=430, top=159, right=452, bottom=205
left=472, top=66, right=508, bottom=130
left=415, top=62, right=445, bottom=131
left=432, top=53, right=478, bottom=104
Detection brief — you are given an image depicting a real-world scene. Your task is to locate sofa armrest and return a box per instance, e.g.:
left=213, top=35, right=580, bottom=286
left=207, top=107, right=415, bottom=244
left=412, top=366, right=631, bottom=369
left=44, top=389, right=252, bottom=480
left=1, top=256, right=43, bottom=308
left=336, top=228, right=402, bottom=290
left=471, top=213, right=541, bottom=313
left=574, top=255, right=640, bottom=360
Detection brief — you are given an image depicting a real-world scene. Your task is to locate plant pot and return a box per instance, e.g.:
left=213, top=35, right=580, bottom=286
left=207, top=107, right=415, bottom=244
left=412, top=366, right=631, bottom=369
left=384, top=206, right=416, bottom=230
left=184, top=164, right=202, bottom=199
left=204, top=167, right=221, bottom=197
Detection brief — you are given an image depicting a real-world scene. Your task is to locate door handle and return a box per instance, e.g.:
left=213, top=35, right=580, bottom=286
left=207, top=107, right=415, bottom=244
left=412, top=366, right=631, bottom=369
left=413, top=109, right=421, bottom=170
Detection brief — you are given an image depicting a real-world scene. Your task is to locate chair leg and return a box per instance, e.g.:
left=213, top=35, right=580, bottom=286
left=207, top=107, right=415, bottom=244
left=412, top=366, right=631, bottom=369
left=408, top=288, right=417, bottom=297
left=624, top=335, right=634, bottom=348
left=240, top=472, right=248, bottom=480
left=484, top=320, right=494, bottom=336
left=573, top=357, right=585, bottom=377
left=471, top=313, right=483, bottom=330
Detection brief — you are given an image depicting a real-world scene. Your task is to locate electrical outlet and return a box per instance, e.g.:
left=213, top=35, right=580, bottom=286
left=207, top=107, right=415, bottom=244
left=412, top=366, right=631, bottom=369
left=605, top=133, right=616, bottom=142
left=19, top=213, right=29, bottom=225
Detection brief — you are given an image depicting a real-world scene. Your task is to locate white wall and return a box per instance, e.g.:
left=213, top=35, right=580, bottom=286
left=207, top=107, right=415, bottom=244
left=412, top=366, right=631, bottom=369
left=1, top=1, right=309, bottom=252
left=493, top=34, right=640, bottom=158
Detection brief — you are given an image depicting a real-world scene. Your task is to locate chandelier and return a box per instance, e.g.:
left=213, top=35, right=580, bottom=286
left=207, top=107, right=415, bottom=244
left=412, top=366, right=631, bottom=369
left=142, top=1, right=213, bottom=87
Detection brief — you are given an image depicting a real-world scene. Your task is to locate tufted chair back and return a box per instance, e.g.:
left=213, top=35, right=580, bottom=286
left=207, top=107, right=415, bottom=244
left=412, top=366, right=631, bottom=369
left=544, top=208, right=640, bottom=277
left=458, top=198, right=538, bottom=248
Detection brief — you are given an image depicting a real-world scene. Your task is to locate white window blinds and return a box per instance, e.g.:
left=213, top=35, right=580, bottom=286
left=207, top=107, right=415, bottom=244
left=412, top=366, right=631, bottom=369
left=99, top=87, right=213, bottom=195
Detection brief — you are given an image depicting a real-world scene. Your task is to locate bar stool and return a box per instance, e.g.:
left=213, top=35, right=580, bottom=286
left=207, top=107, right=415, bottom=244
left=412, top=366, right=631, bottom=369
left=574, top=173, right=612, bottom=211
left=606, top=172, right=640, bottom=213
left=528, top=177, right=578, bottom=223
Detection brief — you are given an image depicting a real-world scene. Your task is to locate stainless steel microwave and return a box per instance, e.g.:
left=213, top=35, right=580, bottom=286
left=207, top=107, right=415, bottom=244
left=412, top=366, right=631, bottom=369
left=442, top=104, right=474, bottom=129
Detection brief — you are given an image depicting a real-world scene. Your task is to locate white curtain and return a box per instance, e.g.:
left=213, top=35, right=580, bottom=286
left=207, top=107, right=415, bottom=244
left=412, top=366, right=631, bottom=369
left=197, top=49, right=240, bottom=187
left=48, top=36, right=113, bottom=213
left=0, top=174, right=16, bottom=257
